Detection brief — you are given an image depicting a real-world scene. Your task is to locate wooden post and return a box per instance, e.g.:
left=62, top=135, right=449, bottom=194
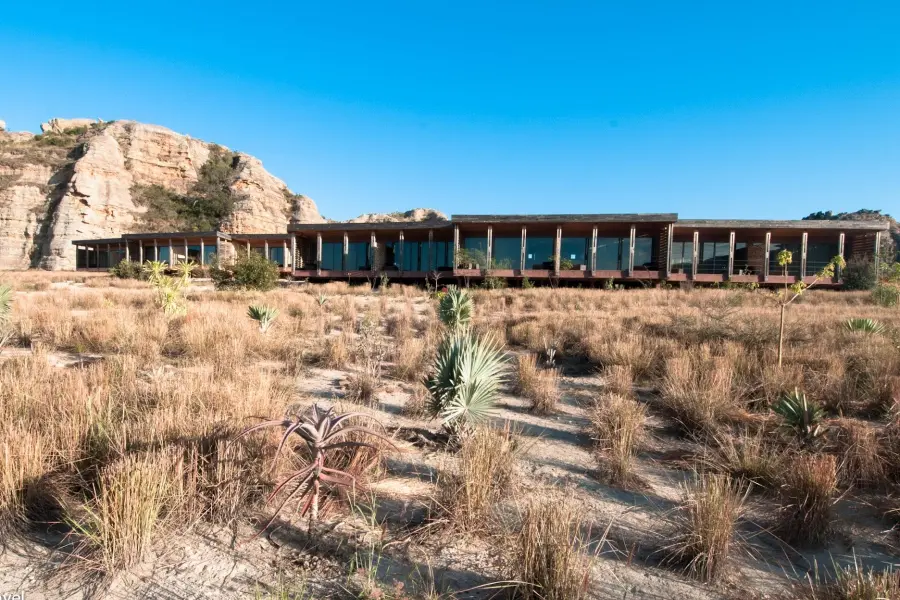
left=168, top=239, right=174, bottom=267
left=837, top=232, right=845, bottom=280
left=763, top=232, right=771, bottom=280
left=183, top=238, right=188, bottom=264
left=727, top=231, right=736, bottom=279
left=554, top=225, right=562, bottom=274
left=398, top=231, right=405, bottom=274
left=264, top=240, right=269, bottom=262
left=246, top=241, right=250, bottom=257
left=291, top=235, right=298, bottom=270
left=591, top=225, right=598, bottom=273
left=124, top=241, right=130, bottom=263
left=520, top=225, right=527, bottom=271
left=691, top=231, right=699, bottom=277
left=874, top=231, right=883, bottom=276
left=370, top=231, right=377, bottom=273
left=316, top=233, right=322, bottom=276
left=428, top=229, right=434, bottom=271
left=200, top=239, right=205, bottom=266
left=486, top=226, right=493, bottom=270
left=282, top=240, right=289, bottom=269
left=343, top=232, right=349, bottom=271
left=665, top=223, right=674, bottom=276
left=453, top=225, right=460, bottom=269
left=153, top=239, right=158, bottom=264
left=627, top=225, right=636, bottom=274
left=138, top=243, right=144, bottom=264
left=800, top=232, right=808, bottom=278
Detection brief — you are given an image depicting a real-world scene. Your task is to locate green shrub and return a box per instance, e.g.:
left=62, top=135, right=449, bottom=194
left=481, top=275, right=507, bottom=289
left=210, top=252, right=279, bottom=291
left=872, top=283, right=899, bottom=307
left=109, top=259, right=144, bottom=280
left=842, top=257, right=877, bottom=290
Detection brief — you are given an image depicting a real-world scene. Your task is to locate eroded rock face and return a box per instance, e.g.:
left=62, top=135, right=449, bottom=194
left=0, top=119, right=323, bottom=270
left=349, top=208, right=448, bottom=223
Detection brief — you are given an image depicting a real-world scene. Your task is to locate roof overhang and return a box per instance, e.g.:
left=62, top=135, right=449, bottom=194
left=452, top=213, right=678, bottom=224
left=289, top=221, right=452, bottom=233
left=675, top=219, right=889, bottom=231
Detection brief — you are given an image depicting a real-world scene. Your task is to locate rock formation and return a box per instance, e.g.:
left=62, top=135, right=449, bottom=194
left=0, top=119, right=324, bottom=270
left=349, top=208, right=448, bottom=223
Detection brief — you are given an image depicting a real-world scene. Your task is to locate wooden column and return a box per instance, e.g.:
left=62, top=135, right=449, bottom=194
left=370, top=231, right=377, bottom=273
left=153, top=239, right=157, bottom=264
left=691, top=231, right=699, bottom=277
left=343, top=232, right=349, bottom=271
left=199, top=239, right=205, bottom=266
left=627, top=225, right=636, bottom=274
left=398, top=231, right=405, bottom=274
left=520, top=225, right=527, bottom=271
left=282, top=240, right=289, bottom=269
left=554, top=225, right=562, bottom=274
left=138, top=243, right=144, bottom=264
left=168, top=240, right=174, bottom=267
left=837, top=232, right=845, bottom=280
left=290, top=235, right=297, bottom=270
left=124, top=242, right=130, bottom=263
left=183, top=238, right=188, bottom=264
left=316, top=233, right=322, bottom=276
left=427, top=229, right=434, bottom=271
left=800, top=232, right=808, bottom=278
left=727, top=231, right=736, bottom=279
left=486, top=226, right=493, bottom=269
left=874, top=231, right=883, bottom=275
left=763, top=232, right=771, bottom=280
left=264, top=240, right=269, bottom=262
left=590, top=226, right=598, bottom=273
left=453, top=225, right=460, bottom=269
left=246, top=241, right=250, bottom=257
left=665, top=223, right=674, bottom=276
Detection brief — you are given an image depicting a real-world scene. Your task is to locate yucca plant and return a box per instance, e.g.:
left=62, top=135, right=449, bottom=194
left=173, top=259, right=196, bottom=287
left=236, top=405, right=395, bottom=526
left=316, top=293, right=328, bottom=307
left=844, top=317, right=886, bottom=335
left=0, top=284, right=11, bottom=323
left=425, top=330, right=506, bottom=439
left=438, top=286, right=473, bottom=331
left=141, top=260, right=168, bottom=284
left=773, top=389, right=825, bottom=444
left=248, top=305, right=279, bottom=333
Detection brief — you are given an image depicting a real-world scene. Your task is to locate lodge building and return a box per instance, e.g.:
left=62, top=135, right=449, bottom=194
left=72, top=213, right=888, bottom=287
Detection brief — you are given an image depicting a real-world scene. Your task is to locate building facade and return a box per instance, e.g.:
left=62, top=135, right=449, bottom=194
left=71, top=213, right=888, bottom=287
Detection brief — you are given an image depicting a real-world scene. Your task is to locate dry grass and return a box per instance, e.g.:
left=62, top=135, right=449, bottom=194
left=602, top=364, right=634, bottom=397
left=660, top=347, right=736, bottom=435
left=437, top=425, right=519, bottom=532
left=809, top=562, right=900, bottom=600
left=831, top=419, right=886, bottom=488
left=665, top=473, right=747, bottom=582
left=392, top=336, right=430, bottom=382
left=778, top=453, right=837, bottom=546
left=515, top=353, right=561, bottom=414
left=322, top=333, right=351, bottom=369
left=513, top=496, right=592, bottom=600
left=589, top=393, right=646, bottom=484
left=704, top=429, right=785, bottom=492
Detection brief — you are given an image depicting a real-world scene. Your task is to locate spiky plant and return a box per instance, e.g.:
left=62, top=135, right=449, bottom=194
left=236, top=405, right=395, bottom=526
left=141, top=260, right=168, bottom=284
left=173, top=259, right=196, bottom=287
left=248, top=305, right=279, bottom=333
left=844, top=318, right=886, bottom=335
left=773, top=389, right=825, bottom=444
left=425, top=330, right=506, bottom=438
left=0, top=284, right=11, bottom=323
left=438, top=286, right=473, bottom=332
left=316, top=293, right=328, bottom=307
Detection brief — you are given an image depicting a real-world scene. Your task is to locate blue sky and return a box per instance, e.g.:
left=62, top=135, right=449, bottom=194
left=2, top=1, right=899, bottom=221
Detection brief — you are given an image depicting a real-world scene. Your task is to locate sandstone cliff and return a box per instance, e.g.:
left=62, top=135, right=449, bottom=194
left=349, top=208, right=448, bottom=223
left=0, top=119, right=323, bottom=270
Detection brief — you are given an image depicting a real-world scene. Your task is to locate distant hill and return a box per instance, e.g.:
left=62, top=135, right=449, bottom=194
left=803, top=209, right=898, bottom=260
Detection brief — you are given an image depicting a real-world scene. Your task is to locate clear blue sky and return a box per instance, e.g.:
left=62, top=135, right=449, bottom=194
left=2, top=1, right=899, bottom=221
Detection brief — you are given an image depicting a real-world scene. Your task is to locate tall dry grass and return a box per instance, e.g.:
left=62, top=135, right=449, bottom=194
left=589, top=393, right=646, bottom=484
left=515, top=353, right=561, bottom=414
left=660, top=347, right=736, bottom=435
left=778, top=454, right=837, bottom=546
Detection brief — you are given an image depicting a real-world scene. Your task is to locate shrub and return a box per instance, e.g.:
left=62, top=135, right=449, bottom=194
left=660, top=351, right=735, bottom=435
left=516, top=353, right=561, bottom=415
left=513, top=497, right=592, bottom=600
left=589, top=393, right=646, bottom=484
left=425, top=331, right=506, bottom=438
left=438, top=286, right=473, bottom=331
left=872, top=283, right=899, bottom=307
left=109, top=259, right=144, bottom=280
left=210, top=252, right=279, bottom=291
left=841, top=257, right=877, bottom=291
left=437, top=425, right=519, bottom=531
left=778, top=453, right=836, bottom=545
left=666, top=473, right=747, bottom=582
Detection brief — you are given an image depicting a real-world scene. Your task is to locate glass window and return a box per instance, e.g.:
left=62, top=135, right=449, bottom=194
left=402, top=241, right=427, bottom=271
left=346, top=242, right=371, bottom=270
left=524, top=237, right=554, bottom=269
left=671, top=241, right=693, bottom=272
left=460, top=237, right=488, bottom=267
left=320, top=242, right=342, bottom=270
left=806, top=242, right=839, bottom=276
left=634, top=236, right=655, bottom=269
left=203, top=243, right=217, bottom=265
left=185, top=245, right=202, bottom=263
left=769, top=241, right=802, bottom=276
left=560, top=237, right=589, bottom=268
left=492, top=237, right=520, bottom=269
left=596, top=237, right=625, bottom=270
left=431, top=240, right=453, bottom=270
left=76, top=248, right=87, bottom=269
left=269, top=246, right=285, bottom=265
left=157, top=246, right=171, bottom=264
left=699, top=241, right=729, bottom=274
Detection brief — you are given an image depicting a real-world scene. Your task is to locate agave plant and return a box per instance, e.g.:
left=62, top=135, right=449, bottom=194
left=248, top=304, right=279, bottom=333
left=316, top=293, right=329, bottom=307
left=438, top=286, right=473, bottom=331
left=844, top=318, right=886, bottom=335
left=773, top=389, right=825, bottom=444
left=142, top=260, right=168, bottom=284
left=236, top=404, right=395, bottom=525
left=425, top=330, right=506, bottom=438
left=0, top=284, right=11, bottom=323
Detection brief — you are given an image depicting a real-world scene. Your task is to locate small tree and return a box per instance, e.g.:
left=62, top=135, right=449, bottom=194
left=210, top=252, right=279, bottom=291
left=774, top=250, right=845, bottom=367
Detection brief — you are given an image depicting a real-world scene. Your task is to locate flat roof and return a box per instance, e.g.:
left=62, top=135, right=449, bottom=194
left=452, top=213, right=679, bottom=223
left=675, top=219, right=889, bottom=231
left=289, top=221, right=452, bottom=232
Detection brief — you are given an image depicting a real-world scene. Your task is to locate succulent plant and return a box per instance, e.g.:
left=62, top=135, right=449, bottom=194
left=438, top=286, right=473, bottom=331
left=844, top=318, right=886, bottom=335
left=248, top=305, right=279, bottom=333
left=773, top=389, right=825, bottom=443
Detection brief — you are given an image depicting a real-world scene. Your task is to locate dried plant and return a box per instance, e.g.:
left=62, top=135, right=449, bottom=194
left=516, top=353, right=561, bottom=414
left=236, top=404, right=394, bottom=525
left=590, top=393, right=646, bottom=483
left=778, top=453, right=837, bottom=546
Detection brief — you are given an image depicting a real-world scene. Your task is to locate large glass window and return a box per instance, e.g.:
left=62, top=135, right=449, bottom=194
left=346, top=242, right=371, bottom=270
left=560, top=237, right=589, bottom=269
left=141, top=245, right=157, bottom=262
left=524, top=237, right=554, bottom=269
left=402, top=241, right=427, bottom=271
left=203, top=243, right=217, bottom=265
left=431, top=241, right=453, bottom=270
left=186, top=245, right=202, bottom=263
left=596, top=237, right=626, bottom=270
left=460, top=237, right=488, bottom=267
left=671, top=241, right=693, bottom=272
left=321, top=242, right=342, bottom=270
left=76, top=248, right=87, bottom=269
left=699, top=241, right=729, bottom=274
left=157, top=245, right=171, bottom=264
left=806, top=242, right=839, bottom=276
left=492, top=237, right=520, bottom=269
left=634, top=236, right=655, bottom=269
left=769, top=241, right=802, bottom=276
left=269, top=246, right=285, bottom=266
